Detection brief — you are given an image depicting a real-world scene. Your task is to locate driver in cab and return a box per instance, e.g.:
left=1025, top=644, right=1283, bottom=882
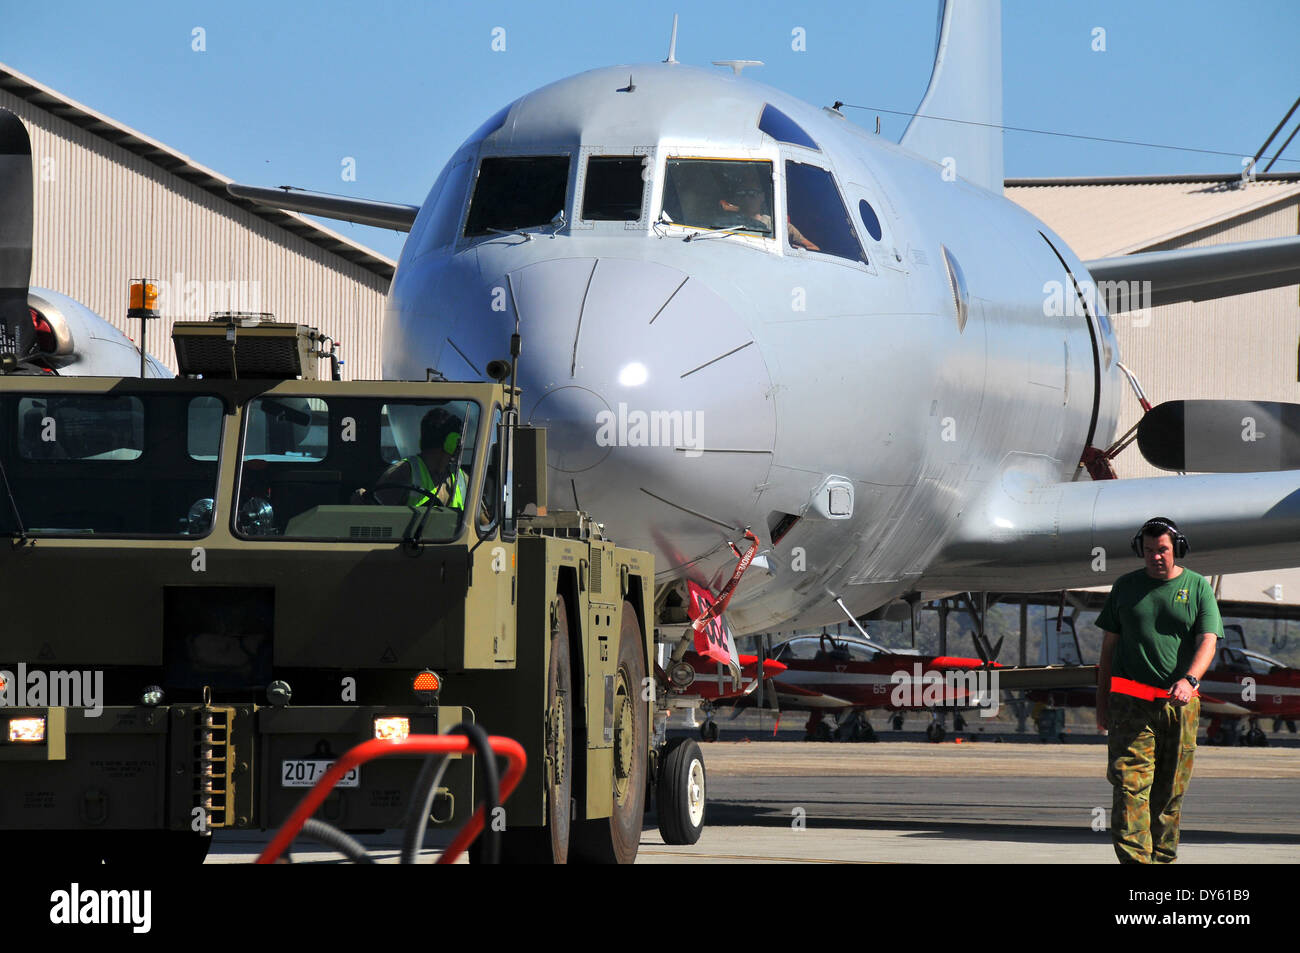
left=356, top=407, right=467, bottom=510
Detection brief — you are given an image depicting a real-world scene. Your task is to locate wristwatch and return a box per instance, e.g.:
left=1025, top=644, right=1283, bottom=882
left=1183, top=674, right=1199, bottom=689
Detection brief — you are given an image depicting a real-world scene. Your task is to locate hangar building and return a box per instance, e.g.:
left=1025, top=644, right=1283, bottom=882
left=1008, top=173, right=1300, bottom=621
left=0, top=61, right=394, bottom=379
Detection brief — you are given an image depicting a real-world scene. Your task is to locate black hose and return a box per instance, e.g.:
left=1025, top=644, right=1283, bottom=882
left=449, top=722, right=500, bottom=863
left=299, top=818, right=375, bottom=864
left=399, top=753, right=451, bottom=864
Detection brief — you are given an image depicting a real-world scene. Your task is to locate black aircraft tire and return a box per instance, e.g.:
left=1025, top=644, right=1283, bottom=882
left=656, top=737, right=706, bottom=845
left=700, top=720, right=720, bottom=743
left=570, top=601, right=647, bottom=864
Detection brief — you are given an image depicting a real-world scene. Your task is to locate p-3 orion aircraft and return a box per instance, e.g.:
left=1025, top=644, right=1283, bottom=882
left=8, top=1, right=1300, bottom=680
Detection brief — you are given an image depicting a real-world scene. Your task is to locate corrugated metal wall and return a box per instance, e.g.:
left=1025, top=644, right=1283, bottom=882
left=2, top=88, right=391, bottom=380
left=1107, top=197, right=1300, bottom=480
left=1098, top=196, right=1300, bottom=607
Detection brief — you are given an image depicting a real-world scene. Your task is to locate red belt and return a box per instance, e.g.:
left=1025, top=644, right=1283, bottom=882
left=1111, top=676, right=1197, bottom=701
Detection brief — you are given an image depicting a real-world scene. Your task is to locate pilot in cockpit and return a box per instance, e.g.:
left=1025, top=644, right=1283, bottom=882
left=719, top=184, right=820, bottom=252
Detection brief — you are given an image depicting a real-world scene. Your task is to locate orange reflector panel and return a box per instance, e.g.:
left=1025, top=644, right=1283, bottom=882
left=413, top=671, right=440, bottom=693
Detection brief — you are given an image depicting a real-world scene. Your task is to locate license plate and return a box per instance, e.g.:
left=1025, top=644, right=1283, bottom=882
left=281, top=759, right=359, bottom=788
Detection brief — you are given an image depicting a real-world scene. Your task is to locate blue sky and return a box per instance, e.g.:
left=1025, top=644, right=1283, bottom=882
left=4, top=0, right=1298, bottom=259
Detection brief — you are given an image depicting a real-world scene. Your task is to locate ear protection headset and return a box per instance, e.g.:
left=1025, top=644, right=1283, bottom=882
left=420, top=407, right=462, bottom=456
left=1131, top=516, right=1189, bottom=559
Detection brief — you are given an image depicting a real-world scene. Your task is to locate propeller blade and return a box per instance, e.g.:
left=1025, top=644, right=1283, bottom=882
left=0, top=108, right=35, bottom=361
left=1138, top=399, right=1300, bottom=472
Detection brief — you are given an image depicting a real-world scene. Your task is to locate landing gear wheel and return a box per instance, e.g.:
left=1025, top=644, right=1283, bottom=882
left=1247, top=726, right=1268, bottom=747
left=699, top=720, right=720, bottom=743
left=811, top=721, right=832, bottom=742
left=490, top=596, right=573, bottom=864
left=925, top=722, right=946, bottom=743
left=569, top=601, right=647, bottom=864
left=891, top=713, right=905, bottom=731
left=657, top=737, right=706, bottom=845
left=853, top=720, right=877, bottom=743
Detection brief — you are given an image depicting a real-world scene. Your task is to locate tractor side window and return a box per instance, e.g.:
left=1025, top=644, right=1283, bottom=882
left=478, top=406, right=502, bottom=535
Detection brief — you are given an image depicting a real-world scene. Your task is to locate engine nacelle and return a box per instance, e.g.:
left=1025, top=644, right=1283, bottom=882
left=26, top=288, right=169, bottom=377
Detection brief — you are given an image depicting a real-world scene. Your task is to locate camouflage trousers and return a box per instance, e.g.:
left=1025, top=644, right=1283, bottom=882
left=1106, top=692, right=1200, bottom=864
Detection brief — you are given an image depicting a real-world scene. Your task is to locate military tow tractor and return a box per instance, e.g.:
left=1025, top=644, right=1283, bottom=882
left=0, top=313, right=702, bottom=863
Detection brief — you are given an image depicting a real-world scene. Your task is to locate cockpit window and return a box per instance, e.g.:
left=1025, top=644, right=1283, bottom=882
left=758, top=104, right=819, bottom=151
left=785, top=161, right=868, bottom=264
left=662, top=159, right=774, bottom=237
left=464, top=156, right=570, bottom=237
left=581, top=156, right=645, bottom=221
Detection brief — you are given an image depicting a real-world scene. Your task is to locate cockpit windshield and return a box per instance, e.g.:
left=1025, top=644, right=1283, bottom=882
left=464, top=156, right=569, bottom=237
left=785, top=161, right=868, bottom=264
left=0, top=391, right=223, bottom=538
left=235, top=396, right=481, bottom=543
left=662, top=158, right=774, bottom=237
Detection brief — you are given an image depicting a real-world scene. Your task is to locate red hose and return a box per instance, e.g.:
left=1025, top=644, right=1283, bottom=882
left=257, top=734, right=527, bottom=865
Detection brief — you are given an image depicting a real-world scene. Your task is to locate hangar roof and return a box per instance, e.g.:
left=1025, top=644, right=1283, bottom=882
left=0, top=61, right=398, bottom=281
left=1005, top=173, right=1300, bottom=260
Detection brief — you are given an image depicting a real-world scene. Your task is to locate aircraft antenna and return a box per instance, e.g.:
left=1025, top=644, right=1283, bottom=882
left=712, top=60, right=763, bottom=76
left=664, top=14, right=679, bottom=63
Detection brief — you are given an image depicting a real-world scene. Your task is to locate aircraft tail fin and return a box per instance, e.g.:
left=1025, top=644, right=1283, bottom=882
left=899, top=0, right=1003, bottom=193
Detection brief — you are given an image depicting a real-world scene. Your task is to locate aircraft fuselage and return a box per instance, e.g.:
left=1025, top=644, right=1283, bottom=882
left=382, top=64, right=1122, bottom=633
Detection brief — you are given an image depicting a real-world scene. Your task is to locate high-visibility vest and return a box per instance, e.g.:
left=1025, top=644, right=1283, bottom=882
left=407, top=455, right=465, bottom=511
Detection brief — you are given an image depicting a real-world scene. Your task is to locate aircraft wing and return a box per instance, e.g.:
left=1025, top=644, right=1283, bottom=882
left=226, top=184, right=419, bottom=232
left=772, top=682, right=855, bottom=709
left=1083, top=235, right=1300, bottom=311
left=918, top=456, right=1300, bottom=592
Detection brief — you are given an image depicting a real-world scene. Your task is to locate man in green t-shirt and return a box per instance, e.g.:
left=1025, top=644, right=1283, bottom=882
left=1095, top=516, right=1222, bottom=864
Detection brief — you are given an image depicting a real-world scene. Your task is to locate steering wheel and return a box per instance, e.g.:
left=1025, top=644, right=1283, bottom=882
left=361, top=479, right=447, bottom=508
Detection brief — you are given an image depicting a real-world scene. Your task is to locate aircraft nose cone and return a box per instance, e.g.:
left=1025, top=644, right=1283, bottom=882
left=510, top=257, right=775, bottom=567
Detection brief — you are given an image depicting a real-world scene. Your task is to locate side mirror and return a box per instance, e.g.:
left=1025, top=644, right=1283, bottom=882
left=513, top=426, right=547, bottom=517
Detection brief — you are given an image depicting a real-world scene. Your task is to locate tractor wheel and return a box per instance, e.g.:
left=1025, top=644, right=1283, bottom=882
left=490, top=595, right=573, bottom=864
left=569, top=601, right=647, bottom=864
